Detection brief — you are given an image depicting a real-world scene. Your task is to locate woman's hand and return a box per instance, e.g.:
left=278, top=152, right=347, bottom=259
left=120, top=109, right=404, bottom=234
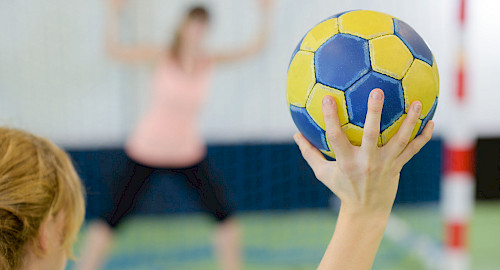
left=294, top=88, right=434, bottom=217
left=294, top=88, right=434, bottom=270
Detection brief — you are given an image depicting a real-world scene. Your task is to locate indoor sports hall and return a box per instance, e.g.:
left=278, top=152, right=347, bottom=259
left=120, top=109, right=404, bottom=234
left=0, top=0, right=498, bottom=269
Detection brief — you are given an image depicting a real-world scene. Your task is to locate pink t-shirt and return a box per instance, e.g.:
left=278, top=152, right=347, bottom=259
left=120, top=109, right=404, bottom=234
left=126, top=56, right=214, bottom=167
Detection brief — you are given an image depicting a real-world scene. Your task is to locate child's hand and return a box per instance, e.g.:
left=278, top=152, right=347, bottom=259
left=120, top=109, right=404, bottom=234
left=294, top=88, right=434, bottom=218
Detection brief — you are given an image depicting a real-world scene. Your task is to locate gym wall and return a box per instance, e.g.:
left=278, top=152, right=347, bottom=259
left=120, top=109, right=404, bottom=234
left=3, top=0, right=494, bottom=147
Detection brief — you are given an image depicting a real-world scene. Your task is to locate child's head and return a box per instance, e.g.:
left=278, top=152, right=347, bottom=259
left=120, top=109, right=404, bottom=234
left=0, top=127, right=85, bottom=270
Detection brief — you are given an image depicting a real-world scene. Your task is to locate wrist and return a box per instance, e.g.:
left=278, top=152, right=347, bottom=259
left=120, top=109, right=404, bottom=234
left=337, top=207, right=390, bottom=238
left=339, top=202, right=392, bottom=222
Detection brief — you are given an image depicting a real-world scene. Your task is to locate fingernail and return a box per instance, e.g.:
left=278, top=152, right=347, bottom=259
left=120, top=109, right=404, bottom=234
left=322, top=96, right=333, bottom=105
left=413, top=102, right=422, bottom=113
left=372, top=91, right=382, bottom=100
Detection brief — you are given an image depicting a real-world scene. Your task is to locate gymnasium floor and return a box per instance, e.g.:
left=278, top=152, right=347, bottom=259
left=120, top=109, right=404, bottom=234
left=68, top=202, right=499, bottom=270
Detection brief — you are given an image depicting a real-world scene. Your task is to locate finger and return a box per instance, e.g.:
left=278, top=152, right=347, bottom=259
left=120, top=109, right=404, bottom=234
left=322, top=96, right=352, bottom=158
left=395, top=121, right=434, bottom=167
left=386, top=101, right=422, bottom=158
left=361, top=89, right=384, bottom=153
left=293, top=133, right=328, bottom=172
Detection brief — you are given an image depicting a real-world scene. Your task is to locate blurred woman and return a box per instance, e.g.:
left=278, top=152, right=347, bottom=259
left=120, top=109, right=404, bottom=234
left=76, top=0, right=273, bottom=269
left=0, top=127, right=85, bottom=270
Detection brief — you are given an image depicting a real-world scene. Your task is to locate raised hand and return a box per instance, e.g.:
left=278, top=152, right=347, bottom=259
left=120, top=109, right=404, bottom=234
left=294, top=88, right=434, bottom=269
left=294, top=88, right=434, bottom=217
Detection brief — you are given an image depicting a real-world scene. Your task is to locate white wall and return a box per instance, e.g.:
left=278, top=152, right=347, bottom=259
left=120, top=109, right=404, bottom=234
left=468, top=0, right=500, bottom=137
left=0, top=0, right=497, bottom=148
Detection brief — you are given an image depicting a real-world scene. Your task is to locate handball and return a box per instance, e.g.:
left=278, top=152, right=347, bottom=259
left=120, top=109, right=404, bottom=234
left=286, top=10, right=439, bottom=158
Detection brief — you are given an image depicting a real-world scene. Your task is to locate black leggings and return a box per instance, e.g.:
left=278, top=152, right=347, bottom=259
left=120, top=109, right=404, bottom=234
left=103, top=157, right=233, bottom=228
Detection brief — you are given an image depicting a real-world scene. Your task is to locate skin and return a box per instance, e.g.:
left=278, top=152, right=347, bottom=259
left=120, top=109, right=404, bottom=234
left=76, top=1, right=274, bottom=270
left=105, top=0, right=274, bottom=65
left=294, top=89, right=434, bottom=270
left=22, top=212, right=68, bottom=270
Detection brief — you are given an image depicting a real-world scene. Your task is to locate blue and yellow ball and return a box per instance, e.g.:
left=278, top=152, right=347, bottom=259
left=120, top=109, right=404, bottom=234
left=287, top=10, right=439, bottom=158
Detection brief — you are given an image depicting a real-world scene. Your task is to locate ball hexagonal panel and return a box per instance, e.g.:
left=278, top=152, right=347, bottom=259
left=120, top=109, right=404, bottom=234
left=287, top=51, right=316, bottom=107
left=369, top=35, right=414, bottom=80
left=339, top=10, right=394, bottom=39
left=402, top=59, right=438, bottom=119
left=306, top=83, right=349, bottom=130
left=300, top=18, right=339, bottom=52
left=315, top=33, right=370, bottom=91
left=287, top=11, right=439, bottom=157
left=290, top=105, right=329, bottom=151
left=341, top=123, right=382, bottom=147
left=394, top=18, right=433, bottom=66
left=342, top=123, right=364, bottom=146
left=417, top=98, right=438, bottom=136
left=288, top=35, right=305, bottom=68
left=346, top=71, right=405, bottom=131
left=432, top=57, right=440, bottom=96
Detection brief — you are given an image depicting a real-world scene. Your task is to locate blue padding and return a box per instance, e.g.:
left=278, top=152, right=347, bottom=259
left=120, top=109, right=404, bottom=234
left=290, top=105, right=329, bottom=151
left=417, top=98, right=438, bottom=136
left=394, top=19, right=433, bottom=66
left=69, top=149, right=129, bottom=219
left=315, top=33, right=371, bottom=91
left=68, top=139, right=441, bottom=219
left=395, top=139, right=441, bottom=203
left=346, top=71, right=405, bottom=131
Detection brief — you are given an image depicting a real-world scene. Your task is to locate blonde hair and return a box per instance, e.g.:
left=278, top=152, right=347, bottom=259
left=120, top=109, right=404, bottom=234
left=0, top=127, right=85, bottom=270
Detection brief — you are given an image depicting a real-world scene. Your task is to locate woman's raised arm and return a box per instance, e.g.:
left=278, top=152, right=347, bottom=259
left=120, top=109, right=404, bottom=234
left=106, top=0, right=163, bottom=64
left=211, top=0, right=274, bottom=63
left=294, top=89, right=434, bottom=270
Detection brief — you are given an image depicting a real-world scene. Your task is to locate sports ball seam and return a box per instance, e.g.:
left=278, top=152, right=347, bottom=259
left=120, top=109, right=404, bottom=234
left=401, top=58, right=430, bottom=120
left=337, top=35, right=374, bottom=92
left=338, top=16, right=395, bottom=40
left=370, top=31, right=416, bottom=80
left=392, top=18, right=433, bottom=67
left=401, top=58, right=415, bottom=119
left=401, top=57, right=415, bottom=82
left=343, top=67, right=375, bottom=128
left=300, top=48, right=315, bottom=54
left=303, top=60, right=317, bottom=111
left=289, top=50, right=316, bottom=108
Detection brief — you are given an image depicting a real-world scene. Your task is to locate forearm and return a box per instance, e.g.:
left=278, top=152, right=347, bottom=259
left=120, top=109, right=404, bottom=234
left=104, top=1, right=160, bottom=63
left=105, top=2, right=121, bottom=55
left=247, top=8, right=272, bottom=55
left=318, top=206, right=390, bottom=270
left=213, top=6, right=272, bottom=63
left=257, top=8, right=272, bottom=44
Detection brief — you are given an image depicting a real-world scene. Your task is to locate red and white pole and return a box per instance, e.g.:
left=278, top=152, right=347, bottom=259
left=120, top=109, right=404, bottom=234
left=442, top=0, right=475, bottom=269
left=442, top=141, right=475, bottom=269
